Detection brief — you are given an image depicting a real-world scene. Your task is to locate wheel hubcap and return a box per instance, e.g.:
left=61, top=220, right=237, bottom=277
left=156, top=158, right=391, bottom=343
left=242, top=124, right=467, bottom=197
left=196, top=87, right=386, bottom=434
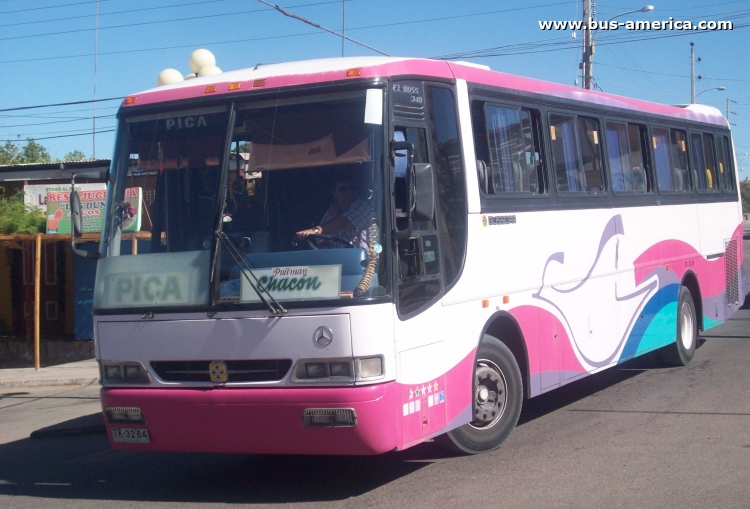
left=470, top=360, right=507, bottom=429
left=680, top=301, right=694, bottom=350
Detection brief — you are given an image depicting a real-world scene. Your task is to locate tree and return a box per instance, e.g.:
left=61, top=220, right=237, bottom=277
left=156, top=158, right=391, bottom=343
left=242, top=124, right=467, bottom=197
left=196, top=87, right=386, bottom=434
left=0, top=191, right=46, bottom=234
left=16, top=138, right=51, bottom=164
left=0, top=138, right=51, bottom=165
left=740, top=177, right=750, bottom=213
left=0, top=140, right=20, bottom=165
left=64, top=150, right=87, bottom=162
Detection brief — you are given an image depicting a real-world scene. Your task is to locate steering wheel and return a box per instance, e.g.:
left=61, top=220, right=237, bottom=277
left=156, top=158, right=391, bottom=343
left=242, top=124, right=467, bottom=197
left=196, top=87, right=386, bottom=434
left=292, top=234, right=354, bottom=250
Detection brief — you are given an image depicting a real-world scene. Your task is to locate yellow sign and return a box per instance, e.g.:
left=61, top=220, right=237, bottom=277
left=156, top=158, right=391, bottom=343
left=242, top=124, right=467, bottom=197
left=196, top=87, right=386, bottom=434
left=209, top=362, right=227, bottom=383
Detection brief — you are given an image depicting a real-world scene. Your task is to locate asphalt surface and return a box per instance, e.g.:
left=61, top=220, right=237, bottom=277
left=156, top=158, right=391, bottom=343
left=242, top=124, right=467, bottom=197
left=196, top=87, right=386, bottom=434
left=0, top=240, right=747, bottom=509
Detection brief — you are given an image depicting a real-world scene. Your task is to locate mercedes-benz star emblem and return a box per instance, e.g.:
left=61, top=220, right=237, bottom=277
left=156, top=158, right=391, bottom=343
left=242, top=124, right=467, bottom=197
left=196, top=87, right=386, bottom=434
left=313, top=326, right=333, bottom=346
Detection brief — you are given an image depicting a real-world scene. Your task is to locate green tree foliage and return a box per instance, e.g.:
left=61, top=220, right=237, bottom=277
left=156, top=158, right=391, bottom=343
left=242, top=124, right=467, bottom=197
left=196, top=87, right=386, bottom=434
left=0, top=138, right=52, bottom=165
left=0, top=140, right=20, bottom=165
left=740, top=178, right=750, bottom=213
left=64, top=150, right=87, bottom=162
left=0, top=191, right=46, bottom=235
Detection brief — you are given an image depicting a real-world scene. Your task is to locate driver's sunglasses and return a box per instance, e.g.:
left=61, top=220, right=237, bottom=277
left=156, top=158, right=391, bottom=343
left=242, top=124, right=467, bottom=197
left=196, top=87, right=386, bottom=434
left=335, top=185, right=357, bottom=193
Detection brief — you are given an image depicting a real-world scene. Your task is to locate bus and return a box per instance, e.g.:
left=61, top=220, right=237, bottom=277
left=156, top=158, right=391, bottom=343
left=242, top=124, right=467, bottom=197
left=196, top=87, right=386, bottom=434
left=85, top=56, right=745, bottom=455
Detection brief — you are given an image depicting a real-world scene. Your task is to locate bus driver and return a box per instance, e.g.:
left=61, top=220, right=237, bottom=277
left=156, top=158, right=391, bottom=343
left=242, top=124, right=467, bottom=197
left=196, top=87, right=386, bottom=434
left=295, top=174, right=372, bottom=250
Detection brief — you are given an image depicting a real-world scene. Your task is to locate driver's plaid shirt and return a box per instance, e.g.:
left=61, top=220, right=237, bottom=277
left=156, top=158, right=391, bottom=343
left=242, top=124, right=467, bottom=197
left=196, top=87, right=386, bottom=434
left=319, top=197, right=373, bottom=250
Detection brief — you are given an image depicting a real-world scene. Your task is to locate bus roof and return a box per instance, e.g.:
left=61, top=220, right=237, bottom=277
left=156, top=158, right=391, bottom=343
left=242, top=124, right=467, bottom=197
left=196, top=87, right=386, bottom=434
left=124, top=56, right=728, bottom=127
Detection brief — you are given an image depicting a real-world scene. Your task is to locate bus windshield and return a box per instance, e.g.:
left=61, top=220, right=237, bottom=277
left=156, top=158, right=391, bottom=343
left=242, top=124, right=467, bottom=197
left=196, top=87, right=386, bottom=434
left=96, top=89, right=387, bottom=310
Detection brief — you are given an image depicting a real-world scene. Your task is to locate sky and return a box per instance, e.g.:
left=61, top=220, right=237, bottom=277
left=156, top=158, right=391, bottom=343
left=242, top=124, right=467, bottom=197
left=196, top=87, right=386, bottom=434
left=1, top=0, right=749, bottom=176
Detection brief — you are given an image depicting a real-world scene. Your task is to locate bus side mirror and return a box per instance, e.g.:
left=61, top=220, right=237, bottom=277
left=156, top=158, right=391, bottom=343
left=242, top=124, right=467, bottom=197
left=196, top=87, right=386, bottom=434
left=391, top=140, right=414, bottom=240
left=70, top=191, right=83, bottom=238
left=412, top=163, right=434, bottom=221
left=70, top=172, right=104, bottom=260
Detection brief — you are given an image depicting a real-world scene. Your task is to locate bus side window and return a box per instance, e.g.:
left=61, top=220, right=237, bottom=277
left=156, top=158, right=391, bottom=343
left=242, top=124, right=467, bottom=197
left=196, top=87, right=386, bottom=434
left=716, top=135, right=735, bottom=192
left=669, top=129, right=691, bottom=192
left=484, top=105, right=545, bottom=194
left=549, top=113, right=605, bottom=194
left=605, top=121, right=649, bottom=193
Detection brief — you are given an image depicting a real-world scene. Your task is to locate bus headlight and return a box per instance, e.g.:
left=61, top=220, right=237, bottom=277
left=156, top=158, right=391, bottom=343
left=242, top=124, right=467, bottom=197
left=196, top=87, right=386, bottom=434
left=357, top=356, right=383, bottom=379
left=292, top=356, right=384, bottom=383
left=100, top=362, right=151, bottom=384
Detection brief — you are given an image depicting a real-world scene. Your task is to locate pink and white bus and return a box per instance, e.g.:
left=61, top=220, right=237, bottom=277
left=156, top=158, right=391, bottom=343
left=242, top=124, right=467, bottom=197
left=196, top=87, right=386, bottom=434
left=88, top=57, right=745, bottom=455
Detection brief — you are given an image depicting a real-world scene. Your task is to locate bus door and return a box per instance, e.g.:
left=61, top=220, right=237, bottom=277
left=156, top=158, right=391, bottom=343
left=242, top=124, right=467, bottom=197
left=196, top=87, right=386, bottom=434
left=389, top=81, right=469, bottom=445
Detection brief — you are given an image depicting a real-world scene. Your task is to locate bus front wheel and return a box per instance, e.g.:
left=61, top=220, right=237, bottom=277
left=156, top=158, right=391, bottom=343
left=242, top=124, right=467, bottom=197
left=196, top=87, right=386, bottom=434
left=659, top=286, right=698, bottom=366
left=436, top=335, right=522, bottom=454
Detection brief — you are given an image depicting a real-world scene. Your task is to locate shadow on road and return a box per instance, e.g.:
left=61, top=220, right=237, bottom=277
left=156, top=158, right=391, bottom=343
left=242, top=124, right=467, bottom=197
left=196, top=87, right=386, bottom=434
left=0, top=425, right=451, bottom=504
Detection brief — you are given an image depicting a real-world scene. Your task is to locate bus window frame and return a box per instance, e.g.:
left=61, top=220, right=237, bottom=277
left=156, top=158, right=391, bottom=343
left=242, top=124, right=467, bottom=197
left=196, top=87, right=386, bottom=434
left=652, top=124, right=694, bottom=197
left=547, top=110, right=609, bottom=199
left=717, top=133, right=737, bottom=195
left=689, top=130, right=720, bottom=195
left=601, top=118, right=654, bottom=197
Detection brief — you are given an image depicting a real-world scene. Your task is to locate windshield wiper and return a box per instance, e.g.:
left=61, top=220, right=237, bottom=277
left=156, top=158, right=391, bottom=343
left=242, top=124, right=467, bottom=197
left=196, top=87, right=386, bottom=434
left=216, top=231, right=287, bottom=315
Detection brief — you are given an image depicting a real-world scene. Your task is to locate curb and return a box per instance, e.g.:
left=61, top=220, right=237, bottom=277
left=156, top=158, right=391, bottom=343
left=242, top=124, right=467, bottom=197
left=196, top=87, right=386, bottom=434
left=0, top=377, right=100, bottom=389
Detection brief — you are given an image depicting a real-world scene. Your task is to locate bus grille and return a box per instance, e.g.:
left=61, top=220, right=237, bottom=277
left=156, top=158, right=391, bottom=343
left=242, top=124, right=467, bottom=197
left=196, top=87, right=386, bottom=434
left=724, top=238, right=740, bottom=306
left=150, top=360, right=292, bottom=383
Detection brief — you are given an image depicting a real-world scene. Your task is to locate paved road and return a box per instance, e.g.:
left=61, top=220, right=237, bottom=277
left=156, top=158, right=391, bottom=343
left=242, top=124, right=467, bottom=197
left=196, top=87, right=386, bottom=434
left=0, top=242, right=748, bottom=509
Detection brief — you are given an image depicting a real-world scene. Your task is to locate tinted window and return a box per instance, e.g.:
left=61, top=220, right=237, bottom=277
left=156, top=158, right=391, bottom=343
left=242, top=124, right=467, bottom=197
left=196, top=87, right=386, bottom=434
left=716, top=135, right=735, bottom=192
left=549, top=114, right=605, bottom=194
left=655, top=128, right=691, bottom=192
left=484, top=105, right=544, bottom=194
left=428, top=87, right=467, bottom=288
left=691, top=132, right=718, bottom=191
left=605, top=121, right=649, bottom=192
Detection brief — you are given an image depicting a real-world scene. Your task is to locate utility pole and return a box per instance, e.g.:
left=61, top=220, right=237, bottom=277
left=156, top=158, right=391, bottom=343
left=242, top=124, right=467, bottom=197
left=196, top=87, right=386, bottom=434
left=690, top=42, right=695, bottom=104
left=582, top=0, right=593, bottom=90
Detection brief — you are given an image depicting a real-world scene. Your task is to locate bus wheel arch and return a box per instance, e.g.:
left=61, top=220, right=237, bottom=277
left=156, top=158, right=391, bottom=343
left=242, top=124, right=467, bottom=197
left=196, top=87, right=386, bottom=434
left=482, top=312, right=530, bottom=399
left=435, top=312, right=526, bottom=454
left=681, top=270, right=703, bottom=331
left=659, top=277, right=700, bottom=367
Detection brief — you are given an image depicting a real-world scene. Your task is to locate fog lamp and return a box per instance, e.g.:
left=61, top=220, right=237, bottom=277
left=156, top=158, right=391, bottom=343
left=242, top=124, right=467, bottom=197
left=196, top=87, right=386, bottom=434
left=302, top=408, right=357, bottom=428
left=105, top=406, right=144, bottom=424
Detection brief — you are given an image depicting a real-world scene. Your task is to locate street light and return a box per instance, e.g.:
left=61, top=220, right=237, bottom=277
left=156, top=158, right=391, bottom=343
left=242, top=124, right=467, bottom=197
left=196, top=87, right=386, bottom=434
left=582, top=4, right=654, bottom=90
left=695, top=86, right=726, bottom=99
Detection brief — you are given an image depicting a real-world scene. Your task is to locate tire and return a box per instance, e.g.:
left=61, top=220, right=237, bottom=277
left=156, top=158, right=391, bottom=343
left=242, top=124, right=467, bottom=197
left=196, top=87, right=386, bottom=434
left=659, top=286, right=698, bottom=366
left=436, top=335, right=523, bottom=454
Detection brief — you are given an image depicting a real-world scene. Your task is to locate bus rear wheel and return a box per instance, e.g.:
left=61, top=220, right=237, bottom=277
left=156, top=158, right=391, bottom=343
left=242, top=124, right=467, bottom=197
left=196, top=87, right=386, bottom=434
left=436, top=335, right=522, bottom=454
left=659, top=286, right=698, bottom=366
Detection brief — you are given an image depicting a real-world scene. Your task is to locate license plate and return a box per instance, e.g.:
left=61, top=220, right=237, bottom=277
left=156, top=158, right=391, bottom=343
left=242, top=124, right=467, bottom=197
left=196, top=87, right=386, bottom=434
left=111, top=427, right=150, bottom=444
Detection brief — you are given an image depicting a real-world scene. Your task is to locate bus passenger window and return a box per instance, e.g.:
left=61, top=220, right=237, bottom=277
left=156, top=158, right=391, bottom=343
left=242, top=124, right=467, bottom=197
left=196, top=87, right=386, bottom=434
left=549, top=114, right=604, bottom=194
left=484, top=105, right=545, bottom=194
left=716, top=135, right=735, bottom=192
left=605, top=122, right=649, bottom=192
left=696, top=133, right=718, bottom=191
left=669, top=129, right=691, bottom=192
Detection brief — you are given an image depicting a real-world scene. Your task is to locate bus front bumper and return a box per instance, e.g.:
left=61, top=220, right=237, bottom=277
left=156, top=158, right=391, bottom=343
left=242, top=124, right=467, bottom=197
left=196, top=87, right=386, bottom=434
left=100, top=382, right=401, bottom=455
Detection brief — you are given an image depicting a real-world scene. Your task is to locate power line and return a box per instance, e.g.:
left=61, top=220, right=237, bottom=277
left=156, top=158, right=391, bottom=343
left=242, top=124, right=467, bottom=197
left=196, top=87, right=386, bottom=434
left=0, top=2, right=578, bottom=65
left=0, top=97, right=123, bottom=113
left=257, top=0, right=387, bottom=55
left=0, top=114, right=117, bottom=129
left=0, top=0, right=351, bottom=41
left=0, top=0, right=116, bottom=15
left=4, top=0, right=230, bottom=28
left=1, top=129, right=116, bottom=142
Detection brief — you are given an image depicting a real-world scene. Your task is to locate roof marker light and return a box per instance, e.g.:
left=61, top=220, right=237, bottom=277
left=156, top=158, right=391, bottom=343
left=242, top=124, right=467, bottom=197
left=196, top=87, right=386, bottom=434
left=252, top=79, right=266, bottom=88
left=204, top=85, right=217, bottom=93
left=228, top=82, right=241, bottom=91
left=346, top=68, right=362, bottom=77
left=124, top=96, right=138, bottom=105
